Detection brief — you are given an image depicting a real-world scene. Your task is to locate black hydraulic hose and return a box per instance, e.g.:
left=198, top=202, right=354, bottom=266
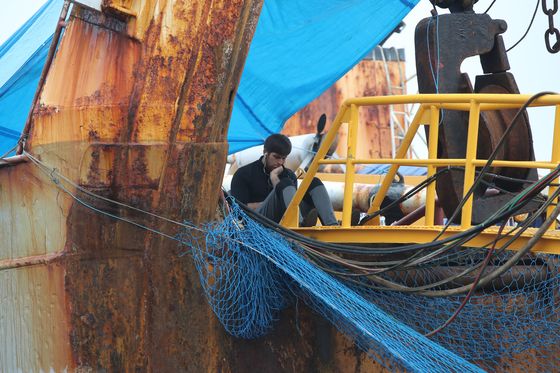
left=309, top=231, right=507, bottom=290
left=400, top=168, right=560, bottom=267
left=298, top=180, right=560, bottom=294
left=400, top=185, right=560, bottom=294
left=425, top=223, right=507, bottom=337
left=424, top=197, right=560, bottom=297
left=234, top=196, right=489, bottom=255
left=320, top=171, right=560, bottom=293
left=243, top=189, right=558, bottom=296
left=335, top=189, right=555, bottom=292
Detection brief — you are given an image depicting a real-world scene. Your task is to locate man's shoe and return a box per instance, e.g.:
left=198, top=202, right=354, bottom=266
left=335, top=209, right=361, bottom=226
left=301, top=208, right=318, bottom=227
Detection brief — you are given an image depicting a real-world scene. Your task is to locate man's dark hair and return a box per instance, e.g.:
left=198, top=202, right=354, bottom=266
left=264, top=134, right=291, bottom=156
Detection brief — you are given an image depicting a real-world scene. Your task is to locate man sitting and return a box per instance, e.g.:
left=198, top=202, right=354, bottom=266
left=230, top=134, right=338, bottom=226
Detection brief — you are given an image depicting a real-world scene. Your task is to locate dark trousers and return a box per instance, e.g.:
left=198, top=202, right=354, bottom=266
left=256, top=177, right=337, bottom=225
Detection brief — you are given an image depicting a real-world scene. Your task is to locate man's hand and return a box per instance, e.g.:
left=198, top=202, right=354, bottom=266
left=269, top=166, right=283, bottom=187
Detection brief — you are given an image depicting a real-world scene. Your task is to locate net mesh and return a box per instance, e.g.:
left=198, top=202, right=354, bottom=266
left=180, top=203, right=560, bottom=372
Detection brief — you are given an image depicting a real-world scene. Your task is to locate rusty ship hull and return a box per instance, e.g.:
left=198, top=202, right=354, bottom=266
left=0, top=1, right=384, bottom=371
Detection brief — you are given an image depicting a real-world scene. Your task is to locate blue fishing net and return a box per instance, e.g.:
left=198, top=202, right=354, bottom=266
left=180, top=204, right=560, bottom=372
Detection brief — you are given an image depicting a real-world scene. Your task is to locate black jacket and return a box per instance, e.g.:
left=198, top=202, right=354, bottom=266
left=230, top=157, right=297, bottom=204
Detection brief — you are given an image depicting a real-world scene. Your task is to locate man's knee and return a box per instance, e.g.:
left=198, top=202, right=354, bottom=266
left=303, top=177, right=325, bottom=204
left=309, top=177, right=324, bottom=191
left=275, top=177, right=295, bottom=198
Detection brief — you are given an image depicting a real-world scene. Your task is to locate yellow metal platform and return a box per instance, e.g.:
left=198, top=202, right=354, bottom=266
left=281, top=93, right=560, bottom=254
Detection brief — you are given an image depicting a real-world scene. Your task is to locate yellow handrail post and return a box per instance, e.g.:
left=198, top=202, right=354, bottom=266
left=460, top=100, right=481, bottom=228
left=341, top=104, right=359, bottom=227
left=280, top=104, right=348, bottom=227
left=547, top=104, right=560, bottom=230
left=365, top=105, right=426, bottom=225
left=425, top=105, right=440, bottom=225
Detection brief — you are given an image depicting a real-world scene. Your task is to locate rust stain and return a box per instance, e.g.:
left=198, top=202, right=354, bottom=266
left=0, top=252, right=65, bottom=271
left=1, top=0, right=393, bottom=372
left=33, top=104, right=59, bottom=117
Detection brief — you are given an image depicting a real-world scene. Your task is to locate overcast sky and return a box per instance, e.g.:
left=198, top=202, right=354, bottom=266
left=0, top=0, right=44, bottom=43
left=1, top=0, right=558, bottom=159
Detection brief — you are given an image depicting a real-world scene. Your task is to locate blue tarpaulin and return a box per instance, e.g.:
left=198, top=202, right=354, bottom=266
left=0, top=0, right=418, bottom=155
left=228, top=0, right=419, bottom=153
left=0, top=0, right=62, bottom=155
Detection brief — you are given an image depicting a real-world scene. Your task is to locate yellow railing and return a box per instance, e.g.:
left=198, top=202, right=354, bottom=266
left=280, top=94, right=560, bottom=253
